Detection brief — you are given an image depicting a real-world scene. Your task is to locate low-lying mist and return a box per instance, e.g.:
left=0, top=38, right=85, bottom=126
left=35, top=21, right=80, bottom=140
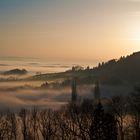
left=0, top=80, right=133, bottom=112
left=0, top=87, right=70, bottom=112
left=0, top=85, right=94, bottom=111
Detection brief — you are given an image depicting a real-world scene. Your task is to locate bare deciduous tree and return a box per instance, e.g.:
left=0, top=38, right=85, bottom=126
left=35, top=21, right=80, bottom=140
left=19, top=109, right=30, bottom=140
left=129, top=87, right=140, bottom=140
left=39, top=109, right=57, bottom=140
left=6, top=112, right=18, bottom=140
left=111, top=96, right=128, bottom=140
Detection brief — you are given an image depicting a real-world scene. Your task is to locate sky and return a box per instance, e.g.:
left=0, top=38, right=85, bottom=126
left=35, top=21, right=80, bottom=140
left=0, top=0, right=140, bottom=63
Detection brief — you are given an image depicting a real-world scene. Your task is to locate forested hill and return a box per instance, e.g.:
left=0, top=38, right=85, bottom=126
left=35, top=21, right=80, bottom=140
left=91, top=51, right=140, bottom=85
left=29, top=51, right=140, bottom=85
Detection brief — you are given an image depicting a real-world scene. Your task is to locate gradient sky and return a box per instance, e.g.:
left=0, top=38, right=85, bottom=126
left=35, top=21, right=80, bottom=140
left=0, top=0, right=140, bottom=63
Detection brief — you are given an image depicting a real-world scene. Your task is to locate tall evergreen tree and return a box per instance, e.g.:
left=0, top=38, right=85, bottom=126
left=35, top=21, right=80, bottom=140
left=94, top=81, right=100, bottom=102
left=103, top=113, right=118, bottom=140
left=90, top=102, right=118, bottom=140
left=90, top=102, right=104, bottom=140
left=71, top=77, right=77, bottom=103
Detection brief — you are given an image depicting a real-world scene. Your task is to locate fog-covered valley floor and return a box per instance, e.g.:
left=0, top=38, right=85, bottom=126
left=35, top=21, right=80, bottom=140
left=0, top=59, right=135, bottom=112
left=0, top=80, right=133, bottom=112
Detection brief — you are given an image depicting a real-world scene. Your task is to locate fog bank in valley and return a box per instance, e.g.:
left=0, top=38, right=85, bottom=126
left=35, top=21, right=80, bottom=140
left=0, top=82, right=133, bottom=112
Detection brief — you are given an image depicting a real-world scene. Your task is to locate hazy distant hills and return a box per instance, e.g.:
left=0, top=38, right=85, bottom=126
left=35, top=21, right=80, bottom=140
left=2, top=69, right=28, bottom=75
left=27, top=51, right=140, bottom=86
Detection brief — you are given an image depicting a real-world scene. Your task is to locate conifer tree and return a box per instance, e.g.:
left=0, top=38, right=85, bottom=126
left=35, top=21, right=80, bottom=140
left=94, top=81, right=100, bottom=102
left=90, top=102, right=118, bottom=140
left=71, top=77, right=77, bottom=102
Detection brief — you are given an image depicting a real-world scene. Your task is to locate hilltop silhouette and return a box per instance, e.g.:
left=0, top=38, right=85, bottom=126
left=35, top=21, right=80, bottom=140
left=96, top=51, right=140, bottom=85
left=21, top=51, right=140, bottom=86
left=2, top=68, right=28, bottom=75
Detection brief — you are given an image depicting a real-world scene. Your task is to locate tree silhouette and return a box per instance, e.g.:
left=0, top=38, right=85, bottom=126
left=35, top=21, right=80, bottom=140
left=19, top=109, right=30, bottom=140
left=94, top=81, right=100, bottom=102
left=39, top=109, right=57, bottom=140
left=129, top=87, right=140, bottom=140
left=90, top=102, right=104, bottom=140
left=71, top=77, right=77, bottom=103
left=111, top=96, right=128, bottom=140
left=90, top=102, right=118, bottom=140
left=6, top=112, right=18, bottom=140
left=103, top=113, right=118, bottom=140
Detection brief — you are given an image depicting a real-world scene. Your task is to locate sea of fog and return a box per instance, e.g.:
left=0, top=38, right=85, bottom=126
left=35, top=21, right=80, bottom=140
left=0, top=81, right=133, bottom=112
left=0, top=58, right=133, bottom=111
left=0, top=58, right=98, bottom=111
left=0, top=58, right=97, bottom=74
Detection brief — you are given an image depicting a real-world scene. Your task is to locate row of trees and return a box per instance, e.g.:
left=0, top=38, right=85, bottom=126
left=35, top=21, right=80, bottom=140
left=0, top=79, right=139, bottom=140
left=0, top=90, right=139, bottom=140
